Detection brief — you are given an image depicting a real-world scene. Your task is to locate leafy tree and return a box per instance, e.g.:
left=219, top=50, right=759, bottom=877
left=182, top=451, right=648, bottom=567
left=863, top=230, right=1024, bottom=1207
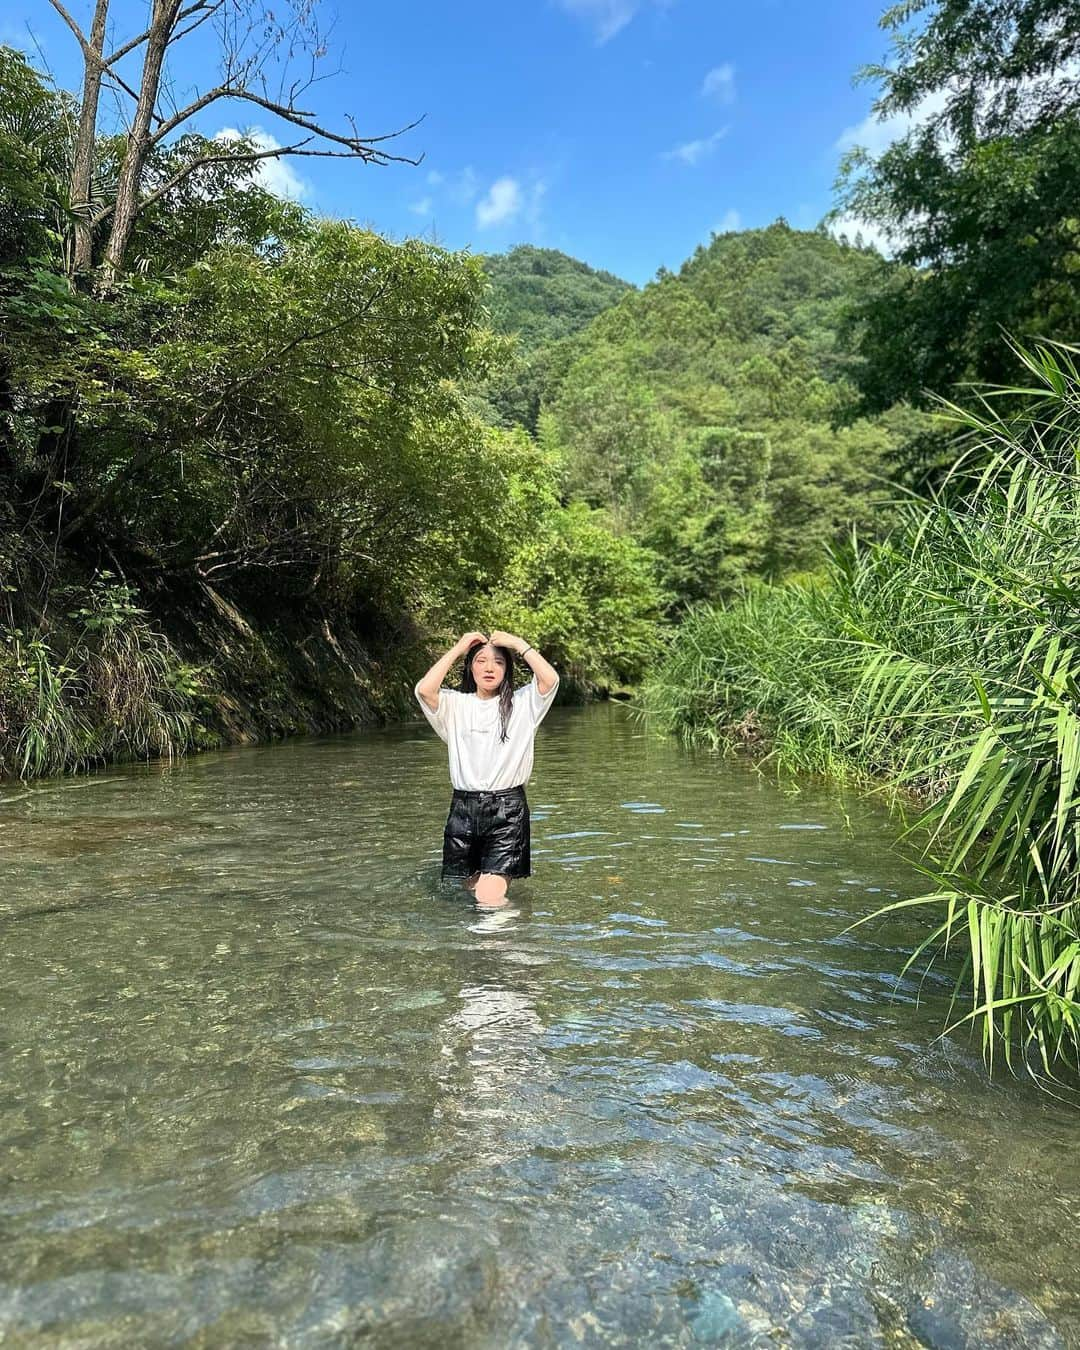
left=0, top=46, right=75, bottom=265
left=834, top=0, right=1080, bottom=408
left=487, top=500, right=668, bottom=692
left=547, top=360, right=683, bottom=528
left=477, top=246, right=633, bottom=433
left=44, top=225, right=510, bottom=608
left=635, top=430, right=771, bottom=605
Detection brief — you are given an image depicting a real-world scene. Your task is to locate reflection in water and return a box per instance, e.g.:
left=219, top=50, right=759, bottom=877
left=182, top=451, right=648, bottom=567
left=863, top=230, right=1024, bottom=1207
left=438, top=907, right=549, bottom=1166
left=0, top=704, right=1078, bottom=1346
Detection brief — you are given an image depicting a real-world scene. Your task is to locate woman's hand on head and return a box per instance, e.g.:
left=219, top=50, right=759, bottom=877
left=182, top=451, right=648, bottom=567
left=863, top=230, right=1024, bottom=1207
left=488, top=629, right=525, bottom=653
left=454, top=631, right=487, bottom=657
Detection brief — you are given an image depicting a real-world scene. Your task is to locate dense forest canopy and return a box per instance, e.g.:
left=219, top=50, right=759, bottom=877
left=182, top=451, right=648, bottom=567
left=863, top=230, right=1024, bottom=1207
left=478, top=245, right=634, bottom=354
left=480, top=223, right=935, bottom=611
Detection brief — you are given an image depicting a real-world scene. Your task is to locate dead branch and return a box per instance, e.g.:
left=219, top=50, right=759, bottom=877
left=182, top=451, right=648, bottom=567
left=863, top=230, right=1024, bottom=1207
left=109, top=1, right=228, bottom=68
left=46, top=0, right=154, bottom=111
left=89, top=137, right=318, bottom=227
left=53, top=0, right=424, bottom=283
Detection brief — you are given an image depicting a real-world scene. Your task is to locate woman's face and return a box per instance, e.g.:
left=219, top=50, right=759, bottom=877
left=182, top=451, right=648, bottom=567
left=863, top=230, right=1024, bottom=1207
left=471, top=643, right=506, bottom=695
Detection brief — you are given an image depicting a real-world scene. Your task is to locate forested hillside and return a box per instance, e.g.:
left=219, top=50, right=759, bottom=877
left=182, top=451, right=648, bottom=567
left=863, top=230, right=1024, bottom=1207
left=479, top=245, right=633, bottom=353
left=490, top=223, right=933, bottom=609
left=475, top=245, right=632, bottom=432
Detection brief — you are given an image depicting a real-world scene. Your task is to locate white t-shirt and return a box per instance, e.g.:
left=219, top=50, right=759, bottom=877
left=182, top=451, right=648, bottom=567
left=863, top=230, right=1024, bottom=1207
left=414, top=675, right=559, bottom=790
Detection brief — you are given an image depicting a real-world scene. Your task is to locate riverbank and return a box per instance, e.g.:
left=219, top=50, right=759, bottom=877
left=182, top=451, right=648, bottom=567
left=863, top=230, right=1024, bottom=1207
left=641, top=343, right=1080, bottom=1079
left=0, top=552, right=609, bottom=782
left=0, top=554, right=425, bottom=782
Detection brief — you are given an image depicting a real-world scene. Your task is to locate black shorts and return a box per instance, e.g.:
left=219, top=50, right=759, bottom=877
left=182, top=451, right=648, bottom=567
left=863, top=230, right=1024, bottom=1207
left=442, top=785, right=531, bottom=881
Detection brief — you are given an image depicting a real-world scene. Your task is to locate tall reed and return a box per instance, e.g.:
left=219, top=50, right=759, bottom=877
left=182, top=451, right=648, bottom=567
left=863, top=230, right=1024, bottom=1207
left=642, top=340, right=1080, bottom=1080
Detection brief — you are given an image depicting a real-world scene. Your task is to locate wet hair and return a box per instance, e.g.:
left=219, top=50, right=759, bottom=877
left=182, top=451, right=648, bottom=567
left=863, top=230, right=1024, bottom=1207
left=461, top=643, right=515, bottom=742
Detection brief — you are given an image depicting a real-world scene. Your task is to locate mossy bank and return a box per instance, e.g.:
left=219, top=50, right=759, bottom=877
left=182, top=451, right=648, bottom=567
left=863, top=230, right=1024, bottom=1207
left=0, top=557, right=428, bottom=782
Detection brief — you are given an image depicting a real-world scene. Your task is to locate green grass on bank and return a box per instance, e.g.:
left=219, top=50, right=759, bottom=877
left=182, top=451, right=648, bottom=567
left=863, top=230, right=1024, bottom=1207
left=0, top=575, right=203, bottom=779
left=642, top=340, right=1080, bottom=1083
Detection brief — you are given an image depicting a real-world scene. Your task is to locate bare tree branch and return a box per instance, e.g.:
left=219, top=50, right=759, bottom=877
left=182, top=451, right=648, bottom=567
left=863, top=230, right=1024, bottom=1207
left=145, top=81, right=425, bottom=159
left=89, top=133, right=420, bottom=234
left=45, top=0, right=92, bottom=57
left=56, top=0, right=426, bottom=284
left=45, top=0, right=146, bottom=110
left=105, top=0, right=226, bottom=69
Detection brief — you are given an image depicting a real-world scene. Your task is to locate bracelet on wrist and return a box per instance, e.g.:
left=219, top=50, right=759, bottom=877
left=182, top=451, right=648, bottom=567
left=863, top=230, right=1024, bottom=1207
left=520, top=644, right=533, bottom=656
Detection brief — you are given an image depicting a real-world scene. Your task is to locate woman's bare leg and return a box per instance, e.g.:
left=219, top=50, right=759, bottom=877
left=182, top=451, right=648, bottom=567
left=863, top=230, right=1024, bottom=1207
left=474, top=873, right=509, bottom=908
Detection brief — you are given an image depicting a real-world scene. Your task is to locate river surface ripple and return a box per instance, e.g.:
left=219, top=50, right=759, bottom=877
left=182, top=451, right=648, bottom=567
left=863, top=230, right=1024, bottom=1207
left=1, top=702, right=1078, bottom=1347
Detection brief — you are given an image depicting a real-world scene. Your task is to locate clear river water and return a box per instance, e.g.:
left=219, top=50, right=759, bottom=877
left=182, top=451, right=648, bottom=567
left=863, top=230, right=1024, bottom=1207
left=1, top=701, right=1078, bottom=1347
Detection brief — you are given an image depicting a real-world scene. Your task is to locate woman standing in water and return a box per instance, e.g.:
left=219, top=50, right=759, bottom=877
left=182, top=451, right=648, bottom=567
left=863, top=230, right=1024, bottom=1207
left=414, top=630, right=560, bottom=909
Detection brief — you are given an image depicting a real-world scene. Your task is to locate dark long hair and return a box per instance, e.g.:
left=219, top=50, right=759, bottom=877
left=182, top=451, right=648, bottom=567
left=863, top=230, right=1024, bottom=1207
left=461, top=644, right=515, bottom=742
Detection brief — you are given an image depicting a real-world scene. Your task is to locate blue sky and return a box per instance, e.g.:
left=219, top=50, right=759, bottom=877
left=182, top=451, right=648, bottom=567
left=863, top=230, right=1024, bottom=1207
left=3, top=0, right=902, bottom=285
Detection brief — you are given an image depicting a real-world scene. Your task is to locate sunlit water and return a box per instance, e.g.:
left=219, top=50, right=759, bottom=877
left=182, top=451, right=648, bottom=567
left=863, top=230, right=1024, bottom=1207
left=1, top=702, right=1078, bottom=1348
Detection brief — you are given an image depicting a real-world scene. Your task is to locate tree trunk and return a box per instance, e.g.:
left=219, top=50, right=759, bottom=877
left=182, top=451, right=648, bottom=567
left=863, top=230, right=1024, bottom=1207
left=99, top=0, right=180, bottom=288
left=70, top=0, right=110, bottom=276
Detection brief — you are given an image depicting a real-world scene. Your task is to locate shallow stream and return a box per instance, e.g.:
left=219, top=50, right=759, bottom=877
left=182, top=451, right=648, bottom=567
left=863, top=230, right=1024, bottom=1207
left=1, top=703, right=1078, bottom=1346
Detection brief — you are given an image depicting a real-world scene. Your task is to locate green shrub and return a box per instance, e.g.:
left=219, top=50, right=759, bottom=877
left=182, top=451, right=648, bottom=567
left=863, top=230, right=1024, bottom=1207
left=0, top=573, right=204, bottom=778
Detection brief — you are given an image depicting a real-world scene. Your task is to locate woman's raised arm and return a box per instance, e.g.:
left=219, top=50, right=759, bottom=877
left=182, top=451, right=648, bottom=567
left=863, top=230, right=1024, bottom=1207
left=415, top=631, right=487, bottom=711
left=489, top=630, right=559, bottom=697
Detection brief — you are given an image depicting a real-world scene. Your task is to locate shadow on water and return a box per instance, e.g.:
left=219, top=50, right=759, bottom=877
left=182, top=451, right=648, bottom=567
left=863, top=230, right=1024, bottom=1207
left=0, top=702, right=1078, bottom=1346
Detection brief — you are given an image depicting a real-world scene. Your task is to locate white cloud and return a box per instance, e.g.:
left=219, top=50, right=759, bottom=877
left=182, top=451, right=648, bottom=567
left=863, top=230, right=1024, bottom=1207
left=471, top=174, right=548, bottom=232
left=555, top=0, right=672, bottom=44
left=702, top=63, right=735, bottom=103
left=214, top=127, right=310, bottom=199
left=423, top=164, right=546, bottom=232
left=714, top=208, right=741, bottom=233
left=662, top=127, right=729, bottom=166
left=556, top=0, right=637, bottom=42
left=476, top=176, right=523, bottom=228
left=835, top=109, right=900, bottom=159
left=258, top=156, right=309, bottom=200
left=834, top=87, right=950, bottom=158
